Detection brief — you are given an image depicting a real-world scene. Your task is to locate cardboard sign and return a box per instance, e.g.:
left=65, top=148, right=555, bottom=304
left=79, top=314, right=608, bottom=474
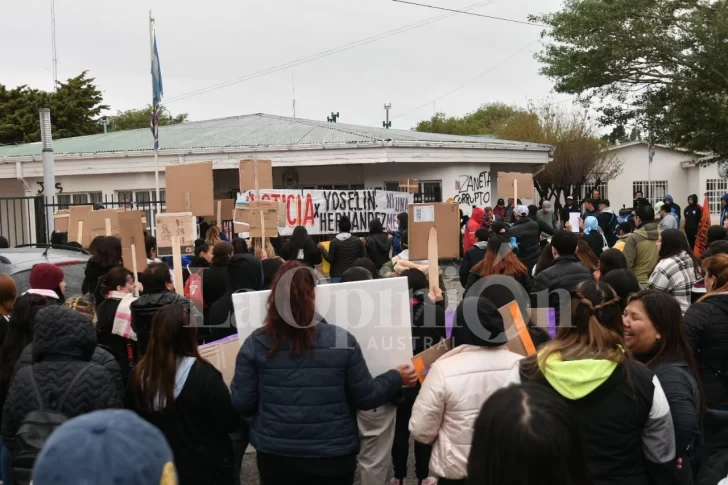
left=499, top=301, right=536, bottom=357
left=199, top=335, right=240, bottom=388
left=165, top=161, right=214, bottom=216
left=68, top=206, right=93, bottom=244
left=568, top=212, right=581, bottom=233
left=408, top=203, right=459, bottom=260
left=156, top=213, right=196, bottom=257
left=411, top=338, right=452, bottom=383
left=399, top=179, right=419, bottom=194
left=85, top=210, right=123, bottom=246
left=203, top=199, right=236, bottom=223
left=118, top=211, right=147, bottom=274
left=239, top=159, right=273, bottom=193
left=54, top=210, right=70, bottom=233
left=497, top=172, right=534, bottom=199
left=233, top=277, right=413, bottom=377
left=233, top=201, right=279, bottom=238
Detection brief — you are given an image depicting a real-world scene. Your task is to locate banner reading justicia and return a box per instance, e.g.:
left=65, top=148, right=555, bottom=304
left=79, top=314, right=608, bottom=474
left=238, top=189, right=413, bottom=235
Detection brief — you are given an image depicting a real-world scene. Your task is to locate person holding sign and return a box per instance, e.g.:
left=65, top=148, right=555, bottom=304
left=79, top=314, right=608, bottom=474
left=231, top=261, right=417, bottom=485
left=82, top=237, right=123, bottom=306
left=409, top=297, right=523, bottom=485
left=518, top=281, right=676, bottom=485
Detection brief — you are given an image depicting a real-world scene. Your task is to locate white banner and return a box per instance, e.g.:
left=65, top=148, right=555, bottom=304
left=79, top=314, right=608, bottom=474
left=238, top=189, right=412, bottom=235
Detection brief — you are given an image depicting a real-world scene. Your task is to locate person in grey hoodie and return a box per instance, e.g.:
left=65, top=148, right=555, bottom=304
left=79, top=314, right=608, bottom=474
left=459, top=228, right=488, bottom=288
left=320, top=215, right=366, bottom=282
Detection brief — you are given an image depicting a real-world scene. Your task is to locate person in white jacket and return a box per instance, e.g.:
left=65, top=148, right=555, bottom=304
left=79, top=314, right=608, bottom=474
left=409, top=296, right=523, bottom=485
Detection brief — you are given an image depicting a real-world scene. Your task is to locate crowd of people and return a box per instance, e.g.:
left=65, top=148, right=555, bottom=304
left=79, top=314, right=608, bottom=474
left=2, top=190, right=728, bottom=484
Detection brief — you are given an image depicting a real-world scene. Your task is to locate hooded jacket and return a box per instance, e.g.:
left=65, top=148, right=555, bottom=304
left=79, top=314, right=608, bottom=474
left=321, top=233, right=366, bottom=278
left=231, top=320, right=402, bottom=458
left=202, top=263, right=230, bottom=310
left=684, top=294, right=728, bottom=407
left=364, top=232, right=392, bottom=270
left=459, top=240, right=486, bottom=287
left=624, top=222, right=660, bottom=285
left=684, top=195, right=702, bottom=233
left=508, top=217, right=541, bottom=270
left=207, top=254, right=263, bottom=342
left=531, top=255, right=594, bottom=327
left=131, top=291, right=194, bottom=357
left=664, top=195, right=681, bottom=227
left=518, top=353, right=676, bottom=485
left=409, top=297, right=522, bottom=480
left=1, top=306, right=123, bottom=454
left=463, top=208, right=484, bottom=253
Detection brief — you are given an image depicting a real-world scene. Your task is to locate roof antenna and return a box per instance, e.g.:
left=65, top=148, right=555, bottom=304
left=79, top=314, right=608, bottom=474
left=292, top=71, right=296, bottom=119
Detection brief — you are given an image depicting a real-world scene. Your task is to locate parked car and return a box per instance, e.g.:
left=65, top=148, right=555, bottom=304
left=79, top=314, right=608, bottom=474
left=0, top=245, right=90, bottom=298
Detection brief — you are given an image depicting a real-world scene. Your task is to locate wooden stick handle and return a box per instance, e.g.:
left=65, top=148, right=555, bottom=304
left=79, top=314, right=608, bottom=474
left=131, top=243, right=139, bottom=297
left=105, top=218, right=112, bottom=236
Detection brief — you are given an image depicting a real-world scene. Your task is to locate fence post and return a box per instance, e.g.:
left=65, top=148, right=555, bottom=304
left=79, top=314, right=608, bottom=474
left=34, top=196, right=48, bottom=244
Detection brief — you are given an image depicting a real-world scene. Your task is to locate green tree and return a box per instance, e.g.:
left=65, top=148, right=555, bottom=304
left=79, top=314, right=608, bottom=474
left=532, top=0, right=728, bottom=159
left=414, top=102, right=523, bottom=135
left=108, top=105, right=188, bottom=132
left=493, top=103, right=623, bottom=201
left=0, top=71, right=108, bottom=145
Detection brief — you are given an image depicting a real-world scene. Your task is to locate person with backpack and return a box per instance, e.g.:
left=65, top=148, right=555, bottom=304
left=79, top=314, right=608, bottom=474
left=1, top=305, right=123, bottom=484
left=182, top=243, right=212, bottom=285
left=598, top=199, right=619, bottom=248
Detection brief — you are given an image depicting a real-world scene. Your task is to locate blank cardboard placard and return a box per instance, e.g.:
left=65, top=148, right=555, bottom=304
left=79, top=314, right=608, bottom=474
left=408, top=203, right=460, bottom=260
left=165, top=161, right=214, bottom=216
left=239, top=160, right=273, bottom=193
left=233, top=277, right=413, bottom=377
left=233, top=201, right=279, bottom=238
left=85, top=210, right=122, bottom=246
left=156, top=213, right=196, bottom=257
left=68, top=206, right=93, bottom=244
left=199, top=335, right=240, bottom=388
left=568, top=212, right=581, bottom=233
left=203, top=199, right=236, bottom=223
left=497, top=172, right=534, bottom=199
left=118, top=211, right=148, bottom=274
left=54, top=210, right=70, bottom=233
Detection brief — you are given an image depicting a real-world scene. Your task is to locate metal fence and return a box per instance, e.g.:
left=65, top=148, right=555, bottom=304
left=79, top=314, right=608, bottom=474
left=0, top=197, right=46, bottom=247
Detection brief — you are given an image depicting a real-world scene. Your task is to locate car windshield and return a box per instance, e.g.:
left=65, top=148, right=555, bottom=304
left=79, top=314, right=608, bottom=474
left=11, top=262, right=86, bottom=299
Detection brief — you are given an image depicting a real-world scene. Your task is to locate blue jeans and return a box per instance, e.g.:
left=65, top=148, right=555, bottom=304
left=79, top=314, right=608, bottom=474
left=1, top=441, right=13, bottom=485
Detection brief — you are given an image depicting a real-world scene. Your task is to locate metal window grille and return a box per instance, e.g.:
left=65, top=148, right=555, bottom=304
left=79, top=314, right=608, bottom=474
left=707, top=179, right=728, bottom=214
left=632, top=181, right=668, bottom=207
left=580, top=182, right=608, bottom=201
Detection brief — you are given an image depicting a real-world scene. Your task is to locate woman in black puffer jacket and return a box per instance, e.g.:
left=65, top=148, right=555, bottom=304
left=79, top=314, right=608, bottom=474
left=1, top=305, right=123, bottom=482
left=320, top=216, right=366, bottom=282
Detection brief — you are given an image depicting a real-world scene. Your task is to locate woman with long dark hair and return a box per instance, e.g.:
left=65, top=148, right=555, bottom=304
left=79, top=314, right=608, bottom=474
left=624, top=291, right=702, bottom=484
left=576, top=239, right=600, bottom=272
left=647, top=229, right=701, bottom=314
left=533, top=242, right=555, bottom=276
left=231, top=260, right=416, bottom=485
left=519, top=281, right=677, bottom=485
left=82, top=236, right=122, bottom=305
left=128, top=304, right=238, bottom=485
left=96, top=267, right=138, bottom=384
left=594, top=248, right=627, bottom=281
left=278, top=226, right=321, bottom=268
left=392, top=212, right=408, bottom=256
left=467, top=383, right=593, bottom=485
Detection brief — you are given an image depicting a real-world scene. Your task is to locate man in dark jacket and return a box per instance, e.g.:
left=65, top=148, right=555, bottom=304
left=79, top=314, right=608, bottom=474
left=364, top=219, right=392, bottom=270
left=560, top=196, right=580, bottom=226
left=531, top=230, right=594, bottom=327
left=1, top=306, right=123, bottom=481
left=684, top=194, right=702, bottom=250
left=459, top=228, right=488, bottom=288
left=320, top=215, right=366, bottom=282
left=581, top=198, right=600, bottom=219
left=131, top=262, right=198, bottom=356
left=509, top=205, right=542, bottom=272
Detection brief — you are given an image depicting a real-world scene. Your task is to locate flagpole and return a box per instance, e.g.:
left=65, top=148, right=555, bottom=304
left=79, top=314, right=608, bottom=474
left=149, top=10, right=161, bottom=220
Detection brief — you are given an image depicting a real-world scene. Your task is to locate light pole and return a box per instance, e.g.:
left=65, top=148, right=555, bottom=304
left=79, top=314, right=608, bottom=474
left=39, top=108, right=55, bottom=236
left=383, top=103, right=392, bottom=129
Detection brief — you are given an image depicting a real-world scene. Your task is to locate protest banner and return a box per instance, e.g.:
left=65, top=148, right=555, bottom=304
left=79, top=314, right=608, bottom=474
left=408, top=203, right=460, bottom=260
left=54, top=210, right=70, bottom=233
left=165, top=161, right=214, bottom=216
left=411, top=338, right=452, bottom=383
left=238, top=189, right=412, bottom=236
left=499, top=301, right=536, bottom=357
left=118, top=211, right=147, bottom=274
left=199, top=335, right=239, bottom=388
left=156, top=213, right=196, bottom=257
left=233, top=277, right=413, bottom=377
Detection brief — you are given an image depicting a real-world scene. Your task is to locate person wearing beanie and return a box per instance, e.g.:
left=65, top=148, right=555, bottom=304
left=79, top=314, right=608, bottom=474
left=32, top=409, right=178, bottom=484
left=28, top=262, right=66, bottom=302
left=207, top=254, right=264, bottom=341
left=2, top=306, right=123, bottom=481
left=509, top=205, right=543, bottom=271
left=409, top=297, right=523, bottom=484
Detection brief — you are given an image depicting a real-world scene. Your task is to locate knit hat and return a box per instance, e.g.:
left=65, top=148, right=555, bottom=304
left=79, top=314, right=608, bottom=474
left=452, top=296, right=508, bottom=347
left=516, top=205, right=529, bottom=216
left=29, top=263, right=64, bottom=291
left=33, top=409, right=178, bottom=485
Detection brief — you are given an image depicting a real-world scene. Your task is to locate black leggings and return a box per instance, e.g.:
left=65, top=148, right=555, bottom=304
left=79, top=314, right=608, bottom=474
left=391, top=385, right=433, bottom=480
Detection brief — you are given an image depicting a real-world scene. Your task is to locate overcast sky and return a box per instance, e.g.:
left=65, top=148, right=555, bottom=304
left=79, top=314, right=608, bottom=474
left=2, top=0, right=570, bottom=130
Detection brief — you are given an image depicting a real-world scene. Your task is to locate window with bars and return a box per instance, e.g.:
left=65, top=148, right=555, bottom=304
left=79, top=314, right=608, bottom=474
left=580, top=182, right=608, bottom=201
left=56, top=192, right=102, bottom=209
left=632, top=181, right=668, bottom=207
left=115, top=190, right=166, bottom=231
left=706, top=179, right=728, bottom=214
left=384, top=182, right=400, bottom=192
